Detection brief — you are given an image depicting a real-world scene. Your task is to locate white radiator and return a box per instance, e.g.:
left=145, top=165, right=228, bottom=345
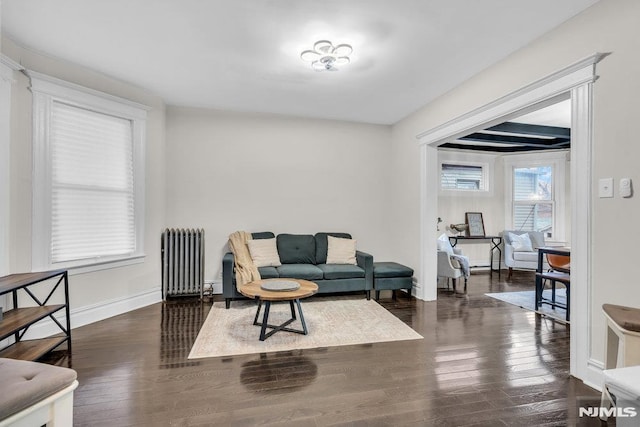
left=161, top=228, right=205, bottom=299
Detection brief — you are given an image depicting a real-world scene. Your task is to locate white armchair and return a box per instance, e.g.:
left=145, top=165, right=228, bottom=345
left=437, top=234, right=468, bottom=293
left=503, top=230, right=548, bottom=280
left=437, top=249, right=467, bottom=293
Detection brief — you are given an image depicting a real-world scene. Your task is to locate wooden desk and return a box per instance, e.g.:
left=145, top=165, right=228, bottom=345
left=535, top=247, right=570, bottom=320
left=448, top=235, right=502, bottom=277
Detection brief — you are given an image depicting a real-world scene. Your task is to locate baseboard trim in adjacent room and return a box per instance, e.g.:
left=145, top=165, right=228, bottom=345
left=583, top=357, right=605, bottom=392
left=23, top=286, right=162, bottom=340
left=411, top=278, right=421, bottom=295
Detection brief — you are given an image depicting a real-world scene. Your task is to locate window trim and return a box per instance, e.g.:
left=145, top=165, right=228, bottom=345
left=503, top=151, right=567, bottom=243
left=29, top=71, right=149, bottom=273
left=441, top=162, right=486, bottom=191
left=438, top=151, right=495, bottom=196
left=1, top=56, right=21, bottom=277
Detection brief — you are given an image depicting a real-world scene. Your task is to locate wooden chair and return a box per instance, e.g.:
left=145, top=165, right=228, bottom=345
left=546, top=254, right=570, bottom=304
left=547, top=254, right=570, bottom=273
left=535, top=254, right=570, bottom=320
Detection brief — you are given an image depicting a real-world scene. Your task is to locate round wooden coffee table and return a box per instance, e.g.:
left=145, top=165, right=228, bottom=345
left=239, top=279, right=318, bottom=341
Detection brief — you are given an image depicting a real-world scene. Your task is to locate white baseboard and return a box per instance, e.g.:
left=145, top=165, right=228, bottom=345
left=22, top=286, right=162, bottom=340
left=583, top=357, right=605, bottom=392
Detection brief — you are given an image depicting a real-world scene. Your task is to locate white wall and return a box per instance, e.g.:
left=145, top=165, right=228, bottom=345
left=390, top=0, right=640, bottom=366
left=2, top=37, right=166, bottom=325
left=165, top=107, right=392, bottom=282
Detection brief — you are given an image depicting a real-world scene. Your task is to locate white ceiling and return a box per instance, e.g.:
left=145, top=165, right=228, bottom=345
left=1, top=0, right=599, bottom=125
left=515, top=99, right=572, bottom=128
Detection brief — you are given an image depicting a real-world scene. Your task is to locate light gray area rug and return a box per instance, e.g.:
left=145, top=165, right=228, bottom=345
left=485, top=289, right=568, bottom=323
left=189, top=296, right=423, bottom=359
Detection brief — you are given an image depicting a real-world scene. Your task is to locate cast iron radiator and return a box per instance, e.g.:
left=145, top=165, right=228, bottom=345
left=161, top=228, right=205, bottom=299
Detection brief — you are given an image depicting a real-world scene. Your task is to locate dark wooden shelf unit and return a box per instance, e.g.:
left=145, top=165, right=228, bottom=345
left=0, top=270, right=71, bottom=361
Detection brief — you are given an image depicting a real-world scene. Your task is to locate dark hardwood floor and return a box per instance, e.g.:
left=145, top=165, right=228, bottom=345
left=42, top=270, right=605, bottom=426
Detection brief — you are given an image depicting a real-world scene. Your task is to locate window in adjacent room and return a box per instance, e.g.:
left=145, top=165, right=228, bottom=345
left=513, top=166, right=553, bottom=233
left=441, top=162, right=487, bottom=191
left=504, top=152, right=567, bottom=242
left=30, top=71, right=148, bottom=272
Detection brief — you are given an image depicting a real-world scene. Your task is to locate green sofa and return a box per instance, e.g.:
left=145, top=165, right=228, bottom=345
left=222, top=232, right=373, bottom=308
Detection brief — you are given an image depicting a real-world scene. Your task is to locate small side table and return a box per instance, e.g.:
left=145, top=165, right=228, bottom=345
left=239, top=279, right=318, bottom=341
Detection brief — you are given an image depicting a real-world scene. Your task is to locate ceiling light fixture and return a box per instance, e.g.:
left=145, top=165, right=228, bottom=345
left=300, top=40, right=353, bottom=72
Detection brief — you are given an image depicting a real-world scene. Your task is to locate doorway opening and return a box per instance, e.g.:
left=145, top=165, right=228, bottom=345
left=416, top=53, right=606, bottom=385
left=436, top=98, right=571, bottom=281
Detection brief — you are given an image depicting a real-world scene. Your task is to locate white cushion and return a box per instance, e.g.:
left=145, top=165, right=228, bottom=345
left=508, top=232, right=533, bottom=252
left=247, top=238, right=281, bottom=267
left=513, top=251, right=539, bottom=262
left=326, top=236, right=357, bottom=265
left=437, top=233, right=454, bottom=255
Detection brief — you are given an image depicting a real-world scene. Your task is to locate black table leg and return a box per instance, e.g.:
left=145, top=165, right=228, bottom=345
left=289, top=300, right=296, bottom=320
left=253, top=298, right=309, bottom=341
left=296, top=299, right=308, bottom=335
left=490, top=237, right=502, bottom=278
left=253, top=300, right=263, bottom=325
left=535, top=250, right=544, bottom=310
left=259, top=301, right=271, bottom=341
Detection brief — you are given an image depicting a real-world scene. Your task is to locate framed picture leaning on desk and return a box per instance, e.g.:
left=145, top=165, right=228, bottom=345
left=465, top=212, right=485, bottom=237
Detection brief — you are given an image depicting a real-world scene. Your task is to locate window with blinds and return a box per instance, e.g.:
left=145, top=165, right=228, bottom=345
left=50, top=102, right=135, bottom=263
left=513, top=166, right=554, bottom=236
left=30, top=70, right=147, bottom=272
left=441, top=163, right=485, bottom=191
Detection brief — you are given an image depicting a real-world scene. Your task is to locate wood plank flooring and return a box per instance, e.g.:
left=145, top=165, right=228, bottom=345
left=41, top=270, right=605, bottom=426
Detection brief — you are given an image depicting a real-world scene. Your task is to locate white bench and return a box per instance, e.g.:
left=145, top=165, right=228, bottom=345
left=0, top=358, right=78, bottom=427
left=599, top=304, right=640, bottom=422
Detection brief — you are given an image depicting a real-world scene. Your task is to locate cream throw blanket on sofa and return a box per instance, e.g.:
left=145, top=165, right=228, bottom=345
left=228, top=231, right=261, bottom=289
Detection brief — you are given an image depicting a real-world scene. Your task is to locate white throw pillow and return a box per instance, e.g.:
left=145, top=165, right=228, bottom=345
left=247, top=238, right=281, bottom=267
left=437, top=233, right=454, bottom=255
left=326, top=236, right=357, bottom=265
left=508, top=232, right=533, bottom=252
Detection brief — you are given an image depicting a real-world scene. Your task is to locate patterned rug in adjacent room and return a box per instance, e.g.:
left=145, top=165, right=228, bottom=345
left=485, top=289, right=568, bottom=322
left=189, top=296, right=423, bottom=359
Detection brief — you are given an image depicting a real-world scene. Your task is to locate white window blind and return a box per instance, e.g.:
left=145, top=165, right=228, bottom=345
left=513, top=166, right=554, bottom=235
left=50, top=102, right=135, bottom=263
left=441, top=163, right=484, bottom=190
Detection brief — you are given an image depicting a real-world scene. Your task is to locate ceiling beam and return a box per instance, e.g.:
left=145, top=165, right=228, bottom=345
left=460, top=132, right=570, bottom=147
left=486, top=122, right=570, bottom=138
left=440, top=142, right=569, bottom=153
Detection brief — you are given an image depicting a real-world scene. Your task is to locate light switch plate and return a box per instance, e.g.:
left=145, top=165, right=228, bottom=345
left=620, top=178, right=632, bottom=197
left=599, top=178, right=614, bottom=198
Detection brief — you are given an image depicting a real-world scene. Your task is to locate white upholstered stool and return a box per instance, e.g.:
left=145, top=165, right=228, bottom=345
left=600, top=304, right=640, bottom=420
left=0, top=358, right=78, bottom=427
left=603, top=366, right=640, bottom=426
left=603, top=304, right=640, bottom=368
